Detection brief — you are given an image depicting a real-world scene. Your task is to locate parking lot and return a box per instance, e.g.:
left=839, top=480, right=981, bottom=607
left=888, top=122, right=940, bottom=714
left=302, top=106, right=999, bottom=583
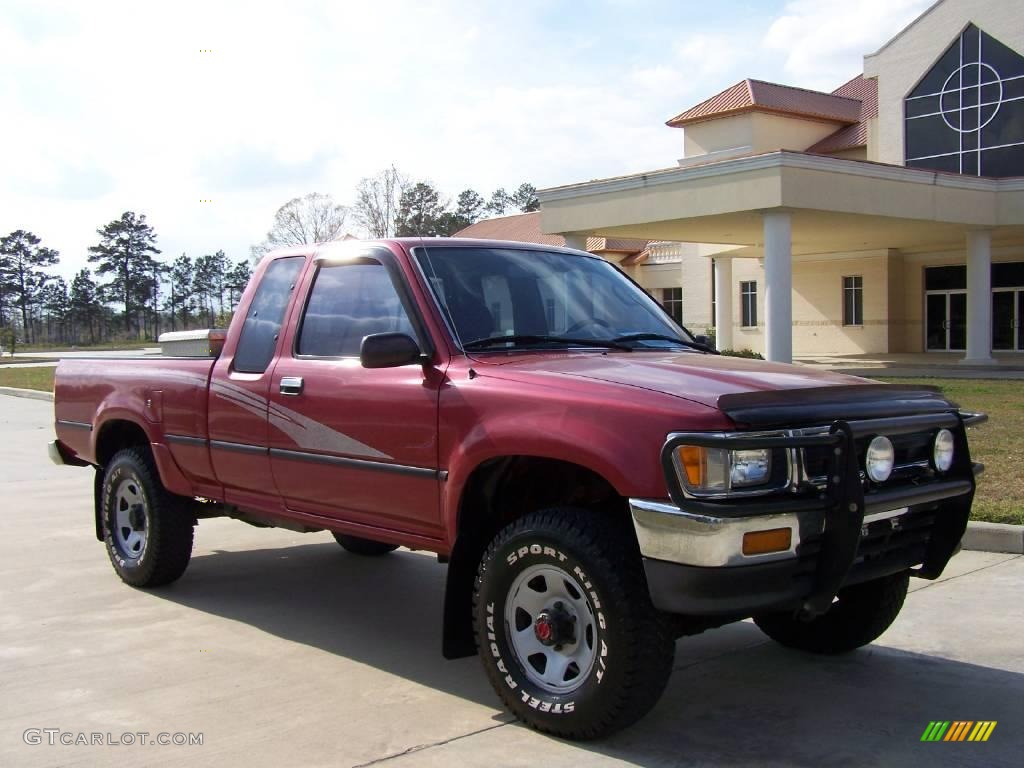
left=1, top=393, right=1021, bottom=767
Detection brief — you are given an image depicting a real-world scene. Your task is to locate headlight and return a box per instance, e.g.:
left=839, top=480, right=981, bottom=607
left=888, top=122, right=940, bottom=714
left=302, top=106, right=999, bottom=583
left=933, top=428, right=955, bottom=472
left=865, top=435, right=894, bottom=482
left=676, top=446, right=772, bottom=492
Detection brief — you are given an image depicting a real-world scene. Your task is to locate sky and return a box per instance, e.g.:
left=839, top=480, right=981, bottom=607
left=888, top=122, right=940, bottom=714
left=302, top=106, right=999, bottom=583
left=0, top=0, right=936, bottom=280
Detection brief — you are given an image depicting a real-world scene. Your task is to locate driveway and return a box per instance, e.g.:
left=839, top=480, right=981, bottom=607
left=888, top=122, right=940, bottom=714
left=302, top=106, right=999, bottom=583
left=1, top=395, right=1021, bottom=767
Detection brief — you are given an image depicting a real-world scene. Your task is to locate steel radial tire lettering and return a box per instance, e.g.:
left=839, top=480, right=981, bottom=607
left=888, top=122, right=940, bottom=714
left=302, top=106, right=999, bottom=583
left=473, top=507, right=675, bottom=740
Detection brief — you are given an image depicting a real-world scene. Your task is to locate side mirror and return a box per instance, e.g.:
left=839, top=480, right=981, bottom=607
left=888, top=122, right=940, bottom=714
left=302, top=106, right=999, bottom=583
left=360, top=333, right=423, bottom=369
left=693, top=334, right=710, bottom=346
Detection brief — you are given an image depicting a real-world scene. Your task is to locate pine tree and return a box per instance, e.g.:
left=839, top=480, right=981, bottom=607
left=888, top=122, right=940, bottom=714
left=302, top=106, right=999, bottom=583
left=69, top=269, right=102, bottom=344
left=87, top=212, right=161, bottom=337
left=0, top=230, right=60, bottom=345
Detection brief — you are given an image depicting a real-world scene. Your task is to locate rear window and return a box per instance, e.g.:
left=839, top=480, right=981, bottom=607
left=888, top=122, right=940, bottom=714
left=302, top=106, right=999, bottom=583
left=233, top=257, right=304, bottom=373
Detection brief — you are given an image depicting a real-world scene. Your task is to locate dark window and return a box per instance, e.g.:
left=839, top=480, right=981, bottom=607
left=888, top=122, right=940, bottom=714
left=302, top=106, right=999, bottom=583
left=924, top=265, right=967, bottom=291
left=661, top=287, right=683, bottom=324
left=233, top=257, right=304, bottom=373
left=297, top=260, right=415, bottom=357
left=740, top=281, right=757, bottom=327
left=843, top=275, right=864, bottom=326
left=993, top=261, right=1024, bottom=288
left=904, top=24, right=1024, bottom=178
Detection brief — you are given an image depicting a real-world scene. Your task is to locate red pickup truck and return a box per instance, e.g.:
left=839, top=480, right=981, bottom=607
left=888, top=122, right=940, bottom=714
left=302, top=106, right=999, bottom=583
left=50, top=238, right=984, bottom=739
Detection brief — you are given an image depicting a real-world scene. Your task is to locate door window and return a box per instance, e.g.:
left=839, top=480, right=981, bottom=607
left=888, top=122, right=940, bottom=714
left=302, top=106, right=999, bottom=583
left=234, top=257, right=304, bottom=373
left=297, top=260, right=415, bottom=357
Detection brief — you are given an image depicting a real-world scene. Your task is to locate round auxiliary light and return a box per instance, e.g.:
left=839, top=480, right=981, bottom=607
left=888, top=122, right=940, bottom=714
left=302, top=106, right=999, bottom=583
left=933, top=428, right=955, bottom=472
left=865, top=435, right=895, bottom=483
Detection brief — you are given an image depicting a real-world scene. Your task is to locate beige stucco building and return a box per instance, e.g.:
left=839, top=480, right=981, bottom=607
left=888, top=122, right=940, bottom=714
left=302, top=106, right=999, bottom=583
left=533, top=0, right=1024, bottom=364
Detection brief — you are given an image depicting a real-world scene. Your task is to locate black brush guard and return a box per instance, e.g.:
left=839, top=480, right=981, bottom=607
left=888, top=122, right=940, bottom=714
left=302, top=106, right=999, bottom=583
left=660, top=411, right=984, bottom=617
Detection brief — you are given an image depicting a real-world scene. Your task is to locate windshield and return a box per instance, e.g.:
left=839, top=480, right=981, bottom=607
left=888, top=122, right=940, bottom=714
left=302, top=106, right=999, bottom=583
left=415, top=246, right=694, bottom=351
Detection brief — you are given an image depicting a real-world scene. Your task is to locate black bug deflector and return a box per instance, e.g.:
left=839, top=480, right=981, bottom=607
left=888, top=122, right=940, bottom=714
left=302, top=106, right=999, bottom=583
left=716, top=384, right=957, bottom=430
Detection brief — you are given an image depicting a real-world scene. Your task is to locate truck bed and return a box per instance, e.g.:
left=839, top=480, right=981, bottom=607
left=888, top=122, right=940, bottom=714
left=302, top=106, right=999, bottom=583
left=54, top=357, right=217, bottom=489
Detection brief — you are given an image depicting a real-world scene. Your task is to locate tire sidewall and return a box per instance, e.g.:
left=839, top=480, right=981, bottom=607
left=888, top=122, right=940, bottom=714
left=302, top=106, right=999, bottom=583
left=476, top=528, right=628, bottom=729
left=102, top=456, right=156, bottom=583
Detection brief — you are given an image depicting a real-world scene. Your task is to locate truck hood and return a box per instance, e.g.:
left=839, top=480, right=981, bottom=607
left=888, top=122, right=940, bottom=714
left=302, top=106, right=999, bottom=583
left=474, top=350, right=869, bottom=409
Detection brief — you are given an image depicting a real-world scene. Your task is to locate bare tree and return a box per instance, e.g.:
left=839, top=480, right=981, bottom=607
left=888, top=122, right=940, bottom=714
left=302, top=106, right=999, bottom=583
left=251, top=193, right=349, bottom=258
left=352, top=166, right=409, bottom=238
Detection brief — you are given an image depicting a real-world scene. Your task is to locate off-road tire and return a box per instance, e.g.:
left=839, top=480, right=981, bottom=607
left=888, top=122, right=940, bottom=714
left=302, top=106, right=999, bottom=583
left=101, top=447, right=194, bottom=587
left=332, top=533, right=399, bottom=556
left=754, top=571, right=910, bottom=654
left=474, top=507, right=675, bottom=740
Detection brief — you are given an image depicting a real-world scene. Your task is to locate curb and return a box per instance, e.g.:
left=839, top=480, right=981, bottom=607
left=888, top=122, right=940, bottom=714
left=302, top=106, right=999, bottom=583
left=0, top=386, right=53, bottom=402
left=962, top=521, right=1024, bottom=554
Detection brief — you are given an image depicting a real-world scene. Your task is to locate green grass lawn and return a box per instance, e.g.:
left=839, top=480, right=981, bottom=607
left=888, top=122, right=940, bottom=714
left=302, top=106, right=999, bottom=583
left=879, top=378, right=1023, bottom=526
left=14, top=340, right=155, bottom=353
left=2, top=368, right=1018, bottom=525
left=0, top=366, right=56, bottom=392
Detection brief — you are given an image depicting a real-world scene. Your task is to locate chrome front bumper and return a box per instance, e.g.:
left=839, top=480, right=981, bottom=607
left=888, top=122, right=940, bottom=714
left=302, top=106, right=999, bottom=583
left=629, top=498, right=926, bottom=568
left=629, top=498, right=815, bottom=567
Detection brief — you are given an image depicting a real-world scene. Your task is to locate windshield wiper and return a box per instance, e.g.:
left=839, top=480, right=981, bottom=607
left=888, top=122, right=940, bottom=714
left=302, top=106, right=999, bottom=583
left=463, top=334, right=633, bottom=352
left=612, top=332, right=712, bottom=352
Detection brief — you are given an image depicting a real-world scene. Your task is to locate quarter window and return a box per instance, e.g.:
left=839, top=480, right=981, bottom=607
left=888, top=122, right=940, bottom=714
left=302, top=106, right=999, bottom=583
left=740, top=281, right=757, bottom=327
left=233, top=256, right=304, bottom=374
left=661, top=287, right=683, bottom=324
left=843, top=275, right=864, bottom=326
left=297, top=260, right=415, bottom=357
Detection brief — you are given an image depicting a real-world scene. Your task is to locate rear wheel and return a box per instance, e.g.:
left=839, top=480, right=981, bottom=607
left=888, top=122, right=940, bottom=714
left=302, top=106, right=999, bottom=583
left=754, top=571, right=910, bottom=654
left=332, top=533, right=398, bottom=556
left=101, top=448, right=194, bottom=587
left=474, top=507, right=674, bottom=740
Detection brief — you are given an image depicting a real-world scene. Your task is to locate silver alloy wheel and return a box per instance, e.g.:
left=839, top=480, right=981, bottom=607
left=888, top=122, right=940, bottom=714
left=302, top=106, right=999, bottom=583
left=504, top=563, right=598, bottom=694
left=113, top=477, right=148, bottom=561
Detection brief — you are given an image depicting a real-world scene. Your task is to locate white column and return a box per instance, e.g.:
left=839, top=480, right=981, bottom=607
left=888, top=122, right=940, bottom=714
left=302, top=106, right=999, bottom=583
left=562, top=234, right=588, bottom=251
left=713, top=256, right=734, bottom=351
left=962, top=229, right=996, bottom=365
left=763, top=212, right=793, bottom=364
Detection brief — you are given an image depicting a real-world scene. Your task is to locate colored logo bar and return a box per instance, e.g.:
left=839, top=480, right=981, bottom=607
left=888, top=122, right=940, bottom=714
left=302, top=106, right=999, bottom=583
left=921, top=721, right=997, bottom=742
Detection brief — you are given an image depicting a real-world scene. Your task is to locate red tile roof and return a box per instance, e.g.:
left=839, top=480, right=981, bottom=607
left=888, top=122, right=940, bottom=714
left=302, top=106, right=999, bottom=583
left=807, top=75, right=878, bottom=154
left=666, top=78, right=862, bottom=128
left=453, top=212, right=647, bottom=255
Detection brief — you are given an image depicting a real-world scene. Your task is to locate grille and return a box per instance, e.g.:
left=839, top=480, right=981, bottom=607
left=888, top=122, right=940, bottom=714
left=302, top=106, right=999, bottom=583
left=793, top=508, right=937, bottom=588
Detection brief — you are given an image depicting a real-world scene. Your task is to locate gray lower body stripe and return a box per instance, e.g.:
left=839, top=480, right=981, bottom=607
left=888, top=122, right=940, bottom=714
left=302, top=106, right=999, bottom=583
left=57, top=419, right=92, bottom=432
left=269, top=447, right=439, bottom=478
left=166, top=434, right=206, bottom=447
left=210, top=439, right=268, bottom=456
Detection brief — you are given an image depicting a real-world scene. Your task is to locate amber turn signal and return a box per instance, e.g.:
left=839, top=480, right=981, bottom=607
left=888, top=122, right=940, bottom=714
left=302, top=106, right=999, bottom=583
left=742, top=528, right=792, bottom=556
left=678, top=445, right=704, bottom=486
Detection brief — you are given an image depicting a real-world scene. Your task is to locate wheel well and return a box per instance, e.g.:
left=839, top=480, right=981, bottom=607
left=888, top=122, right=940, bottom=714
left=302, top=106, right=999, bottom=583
left=95, top=419, right=151, bottom=468
left=442, top=455, right=628, bottom=659
left=457, top=455, right=625, bottom=544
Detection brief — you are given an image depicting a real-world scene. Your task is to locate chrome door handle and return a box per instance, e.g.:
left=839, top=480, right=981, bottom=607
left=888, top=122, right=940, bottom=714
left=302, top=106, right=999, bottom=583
left=279, top=376, right=304, bottom=396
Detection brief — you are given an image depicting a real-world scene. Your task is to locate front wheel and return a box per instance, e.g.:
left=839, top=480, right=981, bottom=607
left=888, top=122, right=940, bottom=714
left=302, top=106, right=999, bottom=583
left=754, top=571, right=910, bottom=654
left=474, top=507, right=674, bottom=740
left=101, top=448, right=194, bottom=587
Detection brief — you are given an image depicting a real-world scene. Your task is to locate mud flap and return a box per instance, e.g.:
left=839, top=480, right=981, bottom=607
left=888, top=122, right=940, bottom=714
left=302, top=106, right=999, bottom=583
left=93, top=465, right=105, bottom=542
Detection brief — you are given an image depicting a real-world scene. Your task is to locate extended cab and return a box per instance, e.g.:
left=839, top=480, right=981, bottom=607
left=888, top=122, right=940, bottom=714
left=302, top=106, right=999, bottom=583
left=50, top=238, right=985, bottom=739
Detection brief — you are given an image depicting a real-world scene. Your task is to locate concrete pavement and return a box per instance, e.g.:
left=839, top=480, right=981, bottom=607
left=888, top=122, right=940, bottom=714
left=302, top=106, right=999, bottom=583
left=1, top=395, right=1021, bottom=767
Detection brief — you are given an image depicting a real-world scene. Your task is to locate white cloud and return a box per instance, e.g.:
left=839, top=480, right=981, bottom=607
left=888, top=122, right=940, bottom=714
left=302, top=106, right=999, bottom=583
left=762, top=0, right=934, bottom=90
